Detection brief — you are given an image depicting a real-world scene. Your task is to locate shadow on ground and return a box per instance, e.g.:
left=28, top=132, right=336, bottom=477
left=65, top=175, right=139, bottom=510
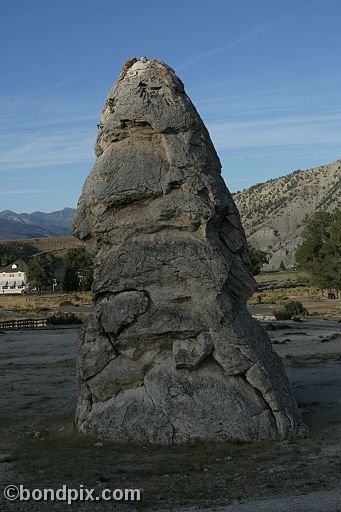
left=0, top=319, right=340, bottom=510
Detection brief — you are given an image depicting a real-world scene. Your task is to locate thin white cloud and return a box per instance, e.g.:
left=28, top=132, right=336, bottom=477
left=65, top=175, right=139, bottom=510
left=208, top=113, right=341, bottom=150
left=196, top=81, right=341, bottom=110
left=177, top=8, right=307, bottom=71
left=177, top=26, right=265, bottom=71
left=0, top=189, right=51, bottom=195
left=32, top=75, right=84, bottom=95
left=0, top=129, right=95, bottom=170
left=0, top=88, right=99, bottom=171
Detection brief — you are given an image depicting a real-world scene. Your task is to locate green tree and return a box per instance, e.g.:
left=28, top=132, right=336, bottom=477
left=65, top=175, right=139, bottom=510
left=61, top=248, right=93, bottom=292
left=61, top=264, right=80, bottom=292
left=247, top=245, right=268, bottom=275
left=279, top=260, right=286, bottom=271
left=27, top=253, right=57, bottom=293
left=0, top=242, right=38, bottom=265
left=295, top=211, right=341, bottom=293
left=1, top=253, right=16, bottom=267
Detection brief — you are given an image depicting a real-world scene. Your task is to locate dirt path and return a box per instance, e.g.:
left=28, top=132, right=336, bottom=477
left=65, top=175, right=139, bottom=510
left=0, top=320, right=340, bottom=510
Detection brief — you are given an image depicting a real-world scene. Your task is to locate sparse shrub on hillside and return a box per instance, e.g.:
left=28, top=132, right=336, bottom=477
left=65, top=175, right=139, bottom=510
left=1, top=253, right=17, bottom=267
left=0, top=243, right=38, bottom=267
left=59, top=300, right=73, bottom=307
left=274, top=301, right=308, bottom=320
left=49, top=312, right=82, bottom=325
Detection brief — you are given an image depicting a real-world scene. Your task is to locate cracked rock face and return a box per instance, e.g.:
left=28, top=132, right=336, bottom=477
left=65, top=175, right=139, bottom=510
left=73, top=57, right=305, bottom=443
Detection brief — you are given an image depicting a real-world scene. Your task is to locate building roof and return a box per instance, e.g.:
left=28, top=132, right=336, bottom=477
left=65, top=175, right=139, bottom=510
left=0, top=258, right=29, bottom=273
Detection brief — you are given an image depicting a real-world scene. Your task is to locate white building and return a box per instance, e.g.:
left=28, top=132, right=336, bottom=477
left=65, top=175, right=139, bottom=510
left=0, top=258, right=28, bottom=294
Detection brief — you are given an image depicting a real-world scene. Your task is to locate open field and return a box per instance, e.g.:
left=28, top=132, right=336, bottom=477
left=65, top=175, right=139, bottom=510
left=251, top=271, right=341, bottom=319
left=0, top=319, right=340, bottom=511
left=249, top=292, right=341, bottom=319
left=0, top=292, right=92, bottom=322
left=255, top=271, right=309, bottom=287
left=0, top=282, right=339, bottom=323
left=0, top=236, right=83, bottom=256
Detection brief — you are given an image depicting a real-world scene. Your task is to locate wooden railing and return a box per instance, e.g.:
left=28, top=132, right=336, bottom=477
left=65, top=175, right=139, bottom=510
left=0, top=318, right=48, bottom=330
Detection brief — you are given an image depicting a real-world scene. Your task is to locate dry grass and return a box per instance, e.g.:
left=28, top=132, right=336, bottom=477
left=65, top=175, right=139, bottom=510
left=249, top=287, right=321, bottom=305
left=256, top=271, right=309, bottom=285
left=249, top=290, right=341, bottom=318
left=0, top=292, right=92, bottom=320
left=10, top=416, right=341, bottom=507
left=0, top=236, right=83, bottom=255
left=250, top=272, right=341, bottom=319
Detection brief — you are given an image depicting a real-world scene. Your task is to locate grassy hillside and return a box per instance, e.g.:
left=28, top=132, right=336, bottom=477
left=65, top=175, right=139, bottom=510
left=0, top=236, right=84, bottom=264
left=233, top=160, right=341, bottom=270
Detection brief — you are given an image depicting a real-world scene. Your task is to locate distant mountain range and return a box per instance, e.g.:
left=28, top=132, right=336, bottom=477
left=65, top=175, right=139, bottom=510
left=1, top=160, right=340, bottom=271
left=0, top=207, right=75, bottom=239
left=233, top=160, right=341, bottom=270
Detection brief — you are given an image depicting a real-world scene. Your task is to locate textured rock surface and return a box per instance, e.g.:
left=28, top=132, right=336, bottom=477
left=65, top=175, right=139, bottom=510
left=73, top=57, right=305, bottom=443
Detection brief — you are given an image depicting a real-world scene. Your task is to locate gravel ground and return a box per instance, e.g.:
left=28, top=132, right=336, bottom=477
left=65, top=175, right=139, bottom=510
left=0, top=319, right=340, bottom=511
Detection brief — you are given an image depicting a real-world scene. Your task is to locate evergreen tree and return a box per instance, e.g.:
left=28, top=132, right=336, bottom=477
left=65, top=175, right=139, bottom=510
left=295, top=211, right=341, bottom=293
left=1, top=253, right=16, bottom=267
left=27, top=253, right=56, bottom=293
left=247, top=245, right=268, bottom=275
left=61, top=248, right=93, bottom=292
left=61, top=264, right=80, bottom=292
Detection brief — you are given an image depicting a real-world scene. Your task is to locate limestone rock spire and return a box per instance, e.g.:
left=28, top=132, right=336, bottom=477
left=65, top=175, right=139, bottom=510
left=73, top=58, right=305, bottom=443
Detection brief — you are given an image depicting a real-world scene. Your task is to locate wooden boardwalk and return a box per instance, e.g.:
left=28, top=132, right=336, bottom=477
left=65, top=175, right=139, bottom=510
left=0, top=318, right=48, bottom=330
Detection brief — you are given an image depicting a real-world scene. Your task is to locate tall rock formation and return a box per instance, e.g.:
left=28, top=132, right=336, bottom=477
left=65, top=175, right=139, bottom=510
left=73, top=58, right=304, bottom=443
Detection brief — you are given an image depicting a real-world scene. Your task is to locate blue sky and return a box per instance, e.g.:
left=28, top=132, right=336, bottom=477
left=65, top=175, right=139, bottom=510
left=0, top=0, right=340, bottom=212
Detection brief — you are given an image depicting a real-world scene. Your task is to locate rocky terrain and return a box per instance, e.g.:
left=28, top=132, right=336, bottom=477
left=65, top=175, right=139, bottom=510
left=233, top=160, right=341, bottom=270
left=0, top=208, right=75, bottom=239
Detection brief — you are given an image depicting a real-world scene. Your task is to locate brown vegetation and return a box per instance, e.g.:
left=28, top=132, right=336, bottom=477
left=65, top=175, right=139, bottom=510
left=0, top=292, right=91, bottom=321
left=0, top=236, right=83, bottom=259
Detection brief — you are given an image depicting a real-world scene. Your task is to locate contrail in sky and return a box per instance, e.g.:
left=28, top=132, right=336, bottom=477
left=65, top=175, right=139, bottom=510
left=177, top=26, right=265, bottom=71
left=177, top=8, right=306, bottom=71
